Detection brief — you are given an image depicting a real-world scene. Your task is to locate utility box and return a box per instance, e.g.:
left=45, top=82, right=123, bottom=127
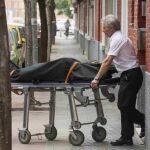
left=138, top=28, right=146, bottom=51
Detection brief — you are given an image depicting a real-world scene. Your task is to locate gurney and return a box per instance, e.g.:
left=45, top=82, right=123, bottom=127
left=10, top=58, right=120, bottom=146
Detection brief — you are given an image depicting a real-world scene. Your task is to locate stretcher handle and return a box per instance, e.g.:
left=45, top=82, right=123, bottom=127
left=10, top=69, right=16, bottom=77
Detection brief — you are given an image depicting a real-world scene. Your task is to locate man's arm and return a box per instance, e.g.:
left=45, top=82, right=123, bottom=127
left=90, top=55, right=114, bottom=89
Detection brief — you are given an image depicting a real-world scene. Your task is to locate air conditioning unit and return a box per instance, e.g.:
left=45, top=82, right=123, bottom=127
left=138, top=28, right=146, bottom=51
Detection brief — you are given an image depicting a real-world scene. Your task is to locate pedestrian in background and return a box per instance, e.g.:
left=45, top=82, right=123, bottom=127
left=91, top=14, right=145, bottom=146
left=64, top=19, right=71, bottom=39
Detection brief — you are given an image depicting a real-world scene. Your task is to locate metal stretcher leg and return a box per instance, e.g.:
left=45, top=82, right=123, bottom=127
left=65, top=88, right=85, bottom=146
left=91, top=88, right=107, bottom=143
left=49, top=88, right=56, bottom=126
left=44, top=88, right=57, bottom=141
left=23, top=88, right=30, bottom=129
left=74, top=88, right=89, bottom=106
left=66, top=88, right=81, bottom=129
left=18, top=87, right=31, bottom=144
left=93, top=88, right=107, bottom=125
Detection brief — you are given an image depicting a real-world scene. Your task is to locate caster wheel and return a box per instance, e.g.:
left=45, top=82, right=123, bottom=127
left=69, top=130, right=84, bottom=146
left=92, top=126, right=106, bottom=142
left=45, top=126, right=57, bottom=141
left=18, top=130, right=31, bottom=144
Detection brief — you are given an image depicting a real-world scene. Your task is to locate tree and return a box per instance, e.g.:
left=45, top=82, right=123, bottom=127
left=64, top=6, right=73, bottom=18
left=45, top=0, right=53, bottom=61
left=55, top=0, right=73, bottom=18
left=55, top=0, right=68, bottom=9
left=24, top=0, right=39, bottom=65
left=24, top=0, right=33, bottom=66
left=24, top=0, right=38, bottom=108
left=24, top=0, right=49, bottom=64
left=31, top=0, right=38, bottom=64
left=45, top=0, right=56, bottom=61
left=37, top=0, right=48, bottom=62
left=0, top=1, right=12, bottom=150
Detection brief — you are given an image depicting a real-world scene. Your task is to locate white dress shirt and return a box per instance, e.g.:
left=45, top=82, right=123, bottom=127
left=107, top=31, right=139, bottom=72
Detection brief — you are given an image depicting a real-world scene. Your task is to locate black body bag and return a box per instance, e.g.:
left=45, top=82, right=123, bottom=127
left=10, top=57, right=119, bottom=84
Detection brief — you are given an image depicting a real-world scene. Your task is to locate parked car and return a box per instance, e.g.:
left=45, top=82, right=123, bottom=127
left=8, top=23, right=26, bottom=67
left=8, top=23, right=26, bottom=45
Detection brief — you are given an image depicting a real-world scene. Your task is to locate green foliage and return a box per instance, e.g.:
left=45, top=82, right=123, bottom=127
left=67, top=0, right=71, bottom=5
left=55, top=0, right=72, bottom=18
left=57, top=10, right=64, bottom=15
left=64, top=7, right=73, bottom=18
left=55, top=0, right=68, bottom=9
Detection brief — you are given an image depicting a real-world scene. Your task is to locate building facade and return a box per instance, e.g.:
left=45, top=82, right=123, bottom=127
left=5, top=0, right=25, bottom=23
left=5, top=0, right=39, bottom=24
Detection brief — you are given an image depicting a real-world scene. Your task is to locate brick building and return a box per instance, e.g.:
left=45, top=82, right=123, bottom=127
left=72, top=0, right=150, bottom=149
left=5, top=0, right=40, bottom=24
left=5, top=0, right=25, bottom=23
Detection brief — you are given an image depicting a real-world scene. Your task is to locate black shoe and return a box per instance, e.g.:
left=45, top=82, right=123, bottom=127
left=140, top=124, right=145, bottom=138
left=110, top=137, right=133, bottom=146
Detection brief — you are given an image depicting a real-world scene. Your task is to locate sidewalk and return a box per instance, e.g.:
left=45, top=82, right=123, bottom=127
left=12, top=33, right=145, bottom=150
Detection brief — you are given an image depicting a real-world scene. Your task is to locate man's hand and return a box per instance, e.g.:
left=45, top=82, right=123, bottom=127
left=90, top=55, right=114, bottom=89
left=90, top=79, right=99, bottom=89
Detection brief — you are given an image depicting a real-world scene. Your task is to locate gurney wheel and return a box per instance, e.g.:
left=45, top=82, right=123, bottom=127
left=18, top=130, right=31, bottom=144
left=69, top=130, right=84, bottom=146
left=44, top=126, right=57, bottom=141
left=92, top=126, right=106, bottom=142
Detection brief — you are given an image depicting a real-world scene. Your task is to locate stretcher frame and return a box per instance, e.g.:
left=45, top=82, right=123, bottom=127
left=11, top=82, right=117, bottom=146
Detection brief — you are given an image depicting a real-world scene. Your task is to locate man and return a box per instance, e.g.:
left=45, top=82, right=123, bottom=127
left=64, top=19, right=71, bottom=39
left=91, top=15, right=145, bottom=146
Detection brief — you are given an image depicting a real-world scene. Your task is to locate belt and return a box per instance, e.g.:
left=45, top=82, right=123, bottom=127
left=121, top=67, right=140, bottom=76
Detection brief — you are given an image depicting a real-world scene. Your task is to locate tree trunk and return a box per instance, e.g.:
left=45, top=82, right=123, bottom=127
left=52, top=10, right=56, bottom=45
left=0, top=1, right=12, bottom=150
left=24, top=0, right=36, bottom=107
left=45, top=0, right=56, bottom=61
left=37, top=0, right=48, bottom=62
left=31, top=0, right=38, bottom=64
left=24, top=0, right=33, bottom=66
left=45, top=0, right=53, bottom=61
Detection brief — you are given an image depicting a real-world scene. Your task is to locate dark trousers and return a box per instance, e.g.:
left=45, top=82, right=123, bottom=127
left=118, top=67, right=145, bottom=138
left=65, top=28, right=69, bottom=37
